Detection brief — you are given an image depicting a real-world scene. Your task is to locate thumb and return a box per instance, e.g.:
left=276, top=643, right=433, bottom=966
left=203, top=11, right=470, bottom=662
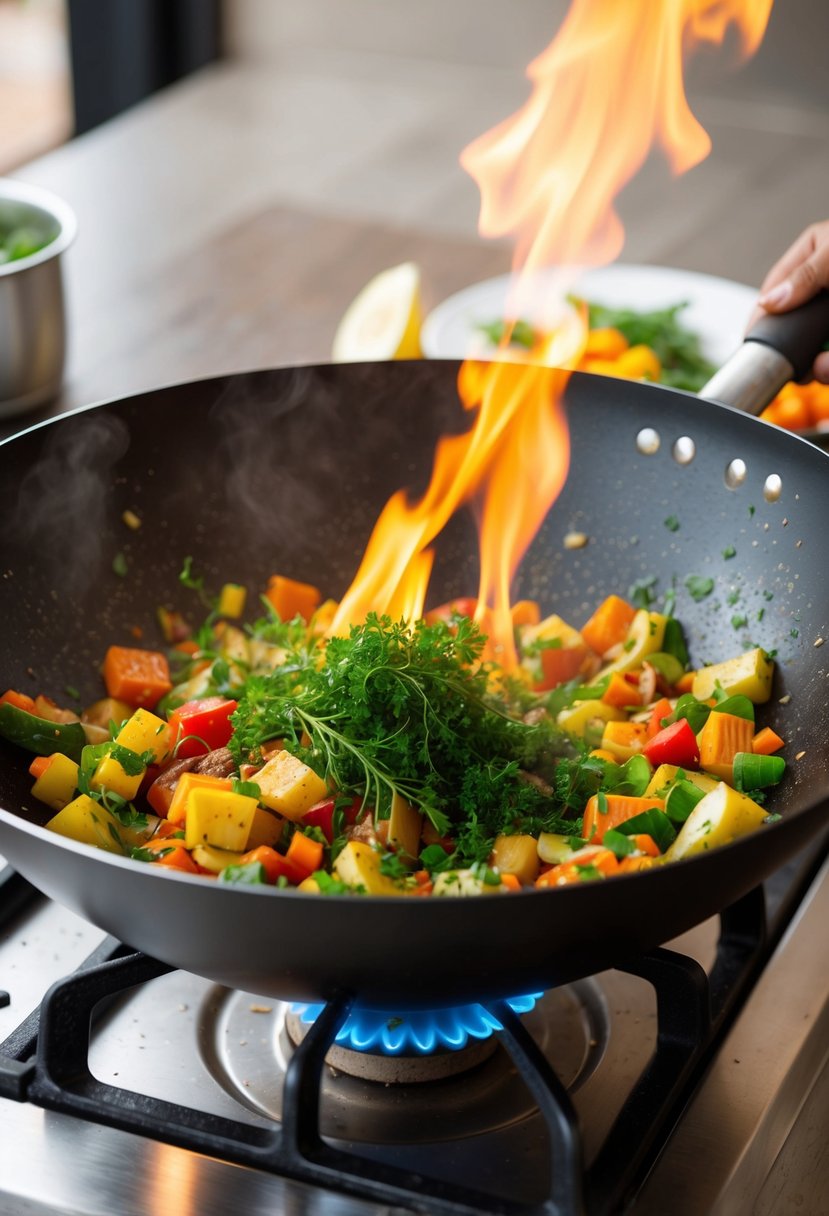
left=759, top=245, right=829, bottom=312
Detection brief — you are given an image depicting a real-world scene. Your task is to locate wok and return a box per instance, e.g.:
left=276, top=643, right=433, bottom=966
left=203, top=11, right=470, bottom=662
left=1, top=299, right=828, bottom=1009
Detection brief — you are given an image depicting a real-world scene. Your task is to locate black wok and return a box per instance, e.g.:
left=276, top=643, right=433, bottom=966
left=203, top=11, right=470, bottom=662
left=1, top=303, right=828, bottom=1009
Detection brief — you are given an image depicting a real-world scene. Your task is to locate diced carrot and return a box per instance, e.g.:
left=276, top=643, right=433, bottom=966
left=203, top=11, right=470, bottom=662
left=536, top=644, right=591, bottom=691
left=602, top=671, right=644, bottom=708
left=583, top=326, right=629, bottom=360
left=631, top=833, right=661, bottom=857
left=698, top=711, right=754, bottom=781
left=265, top=576, right=321, bottom=624
left=173, top=639, right=200, bottom=657
left=102, top=646, right=172, bottom=709
left=675, top=672, right=696, bottom=694
left=1, top=689, right=36, bottom=713
left=601, top=719, right=648, bottom=759
left=284, top=831, right=325, bottom=881
left=583, top=794, right=666, bottom=844
left=581, top=595, right=636, bottom=657
left=240, top=844, right=301, bottom=885
left=752, top=726, right=785, bottom=755
left=618, top=856, right=657, bottom=874
left=499, top=873, right=523, bottom=891
left=810, top=382, right=829, bottom=423
left=413, top=869, right=431, bottom=886
left=28, top=755, right=53, bottom=779
left=536, top=846, right=619, bottom=887
left=511, top=600, right=541, bottom=628
left=152, top=843, right=199, bottom=874
left=647, top=697, right=674, bottom=739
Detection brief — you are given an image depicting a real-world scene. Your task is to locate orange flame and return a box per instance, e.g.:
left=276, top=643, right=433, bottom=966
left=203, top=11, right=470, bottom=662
left=333, top=0, right=772, bottom=659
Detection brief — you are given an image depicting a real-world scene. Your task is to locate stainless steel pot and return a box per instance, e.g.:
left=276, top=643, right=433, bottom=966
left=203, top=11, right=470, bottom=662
left=0, top=179, right=76, bottom=419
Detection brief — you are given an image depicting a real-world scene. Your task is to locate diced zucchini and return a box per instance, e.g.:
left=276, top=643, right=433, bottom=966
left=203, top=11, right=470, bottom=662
left=691, top=648, right=774, bottom=704
left=664, top=783, right=768, bottom=861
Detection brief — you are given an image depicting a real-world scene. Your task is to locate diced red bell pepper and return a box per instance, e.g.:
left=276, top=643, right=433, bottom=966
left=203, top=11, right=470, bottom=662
left=168, top=697, right=237, bottom=759
left=240, top=845, right=303, bottom=885
left=643, top=718, right=700, bottom=769
left=423, top=597, right=478, bottom=626
left=302, top=796, right=363, bottom=844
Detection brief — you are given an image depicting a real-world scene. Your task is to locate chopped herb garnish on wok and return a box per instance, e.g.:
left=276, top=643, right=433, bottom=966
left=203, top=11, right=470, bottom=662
left=1, top=575, right=786, bottom=896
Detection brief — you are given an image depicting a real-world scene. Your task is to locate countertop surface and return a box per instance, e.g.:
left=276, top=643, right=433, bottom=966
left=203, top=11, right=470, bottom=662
left=3, top=45, right=829, bottom=440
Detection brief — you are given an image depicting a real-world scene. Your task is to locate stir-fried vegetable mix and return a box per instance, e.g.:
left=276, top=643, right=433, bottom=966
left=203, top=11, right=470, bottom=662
left=1, top=569, right=786, bottom=896
left=479, top=300, right=829, bottom=427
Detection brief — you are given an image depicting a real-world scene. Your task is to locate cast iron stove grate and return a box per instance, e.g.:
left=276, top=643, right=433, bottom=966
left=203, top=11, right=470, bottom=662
left=0, top=879, right=772, bottom=1216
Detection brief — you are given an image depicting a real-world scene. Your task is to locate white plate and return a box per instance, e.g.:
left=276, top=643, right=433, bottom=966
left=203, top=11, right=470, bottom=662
left=421, top=264, right=759, bottom=369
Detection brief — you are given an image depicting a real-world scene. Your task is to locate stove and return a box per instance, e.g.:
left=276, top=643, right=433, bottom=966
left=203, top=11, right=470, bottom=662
left=1, top=836, right=827, bottom=1216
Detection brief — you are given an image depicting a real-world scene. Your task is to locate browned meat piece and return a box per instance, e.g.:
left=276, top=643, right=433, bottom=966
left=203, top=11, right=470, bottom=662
left=193, top=747, right=236, bottom=779
left=149, top=755, right=198, bottom=793
left=345, top=814, right=379, bottom=848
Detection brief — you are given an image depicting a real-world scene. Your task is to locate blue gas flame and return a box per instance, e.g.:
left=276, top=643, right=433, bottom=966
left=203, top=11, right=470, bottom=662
left=291, top=993, right=542, bottom=1055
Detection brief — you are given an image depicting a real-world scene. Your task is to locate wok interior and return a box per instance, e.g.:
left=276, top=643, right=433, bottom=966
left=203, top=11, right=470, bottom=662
left=0, top=361, right=828, bottom=820
left=0, top=361, right=828, bottom=1003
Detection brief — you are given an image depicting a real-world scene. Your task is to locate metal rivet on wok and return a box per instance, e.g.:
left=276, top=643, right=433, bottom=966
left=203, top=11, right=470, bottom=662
left=725, top=458, right=747, bottom=489
left=672, top=436, right=696, bottom=465
left=763, top=473, right=782, bottom=503
left=636, top=427, right=660, bottom=455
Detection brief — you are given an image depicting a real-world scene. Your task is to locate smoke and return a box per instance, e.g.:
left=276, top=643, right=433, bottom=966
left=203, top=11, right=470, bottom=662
left=10, top=411, right=130, bottom=595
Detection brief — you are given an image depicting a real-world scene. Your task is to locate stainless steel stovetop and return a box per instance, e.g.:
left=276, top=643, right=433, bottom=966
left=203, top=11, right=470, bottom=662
left=1, top=843, right=827, bottom=1216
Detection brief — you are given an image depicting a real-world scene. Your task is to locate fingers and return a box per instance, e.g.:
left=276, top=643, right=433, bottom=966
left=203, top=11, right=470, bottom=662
left=814, top=351, right=829, bottom=385
left=757, top=220, right=829, bottom=313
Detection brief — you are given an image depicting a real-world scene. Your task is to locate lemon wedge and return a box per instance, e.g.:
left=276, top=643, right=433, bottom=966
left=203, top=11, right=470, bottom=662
left=332, top=262, right=422, bottom=361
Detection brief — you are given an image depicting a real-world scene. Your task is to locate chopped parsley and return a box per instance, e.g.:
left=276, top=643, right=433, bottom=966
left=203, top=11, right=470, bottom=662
left=684, top=574, right=715, bottom=602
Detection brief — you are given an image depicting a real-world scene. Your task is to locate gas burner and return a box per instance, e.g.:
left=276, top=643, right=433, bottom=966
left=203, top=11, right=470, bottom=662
left=201, top=981, right=609, bottom=1144
left=293, top=992, right=541, bottom=1053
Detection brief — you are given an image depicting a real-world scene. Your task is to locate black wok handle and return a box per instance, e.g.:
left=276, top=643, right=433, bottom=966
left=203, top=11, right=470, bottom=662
left=700, top=289, right=829, bottom=415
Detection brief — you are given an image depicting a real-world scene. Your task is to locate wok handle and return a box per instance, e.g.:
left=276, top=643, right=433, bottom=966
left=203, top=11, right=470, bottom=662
left=699, top=289, right=829, bottom=414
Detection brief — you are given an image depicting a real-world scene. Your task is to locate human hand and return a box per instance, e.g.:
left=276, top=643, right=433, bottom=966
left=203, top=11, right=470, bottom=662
left=751, top=220, right=829, bottom=383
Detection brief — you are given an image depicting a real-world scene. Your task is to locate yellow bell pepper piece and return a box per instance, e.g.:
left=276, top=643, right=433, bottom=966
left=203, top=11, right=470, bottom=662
left=218, top=583, right=247, bottom=618
left=691, top=648, right=774, bottom=704
left=46, top=794, right=125, bottom=854
left=31, top=753, right=79, bottom=811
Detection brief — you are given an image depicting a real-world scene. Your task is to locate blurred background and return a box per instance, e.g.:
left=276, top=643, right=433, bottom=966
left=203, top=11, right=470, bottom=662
left=1, top=0, right=828, bottom=422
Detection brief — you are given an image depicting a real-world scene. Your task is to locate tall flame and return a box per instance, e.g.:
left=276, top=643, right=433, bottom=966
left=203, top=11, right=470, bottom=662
left=332, top=0, right=773, bottom=660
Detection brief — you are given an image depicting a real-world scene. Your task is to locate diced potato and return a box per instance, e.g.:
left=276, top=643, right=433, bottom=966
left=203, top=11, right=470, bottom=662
left=185, top=787, right=259, bottom=851
left=691, top=648, right=774, bottom=704
left=170, top=668, right=213, bottom=703
left=255, top=750, right=329, bottom=821
left=602, top=610, right=668, bottom=676
left=645, top=763, right=719, bottom=798
left=214, top=622, right=250, bottom=681
left=248, top=639, right=289, bottom=673
left=191, top=843, right=245, bottom=873
left=387, top=792, right=423, bottom=863
left=557, top=699, right=625, bottom=739
left=537, top=832, right=578, bottom=865
left=491, top=834, right=539, bottom=885
left=664, top=783, right=768, bottom=861
left=31, top=753, right=79, bottom=811
left=46, top=794, right=125, bottom=854
left=115, top=708, right=172, bottom=764
left=245, top=805, right=284, bottom=850
left=432, top=869, right=508, bottom=897
left=334, top=841, right=406, bottom=895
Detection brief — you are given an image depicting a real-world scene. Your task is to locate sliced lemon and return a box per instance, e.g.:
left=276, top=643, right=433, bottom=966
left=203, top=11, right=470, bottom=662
left=332, top=262, right=422, bottom=362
